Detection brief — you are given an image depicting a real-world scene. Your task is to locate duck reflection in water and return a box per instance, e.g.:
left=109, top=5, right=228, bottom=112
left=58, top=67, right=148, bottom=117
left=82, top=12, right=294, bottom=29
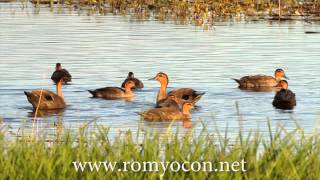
left=28, top=108, right=65, bottom=118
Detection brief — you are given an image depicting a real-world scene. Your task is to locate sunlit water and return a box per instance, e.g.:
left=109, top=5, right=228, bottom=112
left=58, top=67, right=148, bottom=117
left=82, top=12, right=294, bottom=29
left=1, top=2, right=320, bottom=140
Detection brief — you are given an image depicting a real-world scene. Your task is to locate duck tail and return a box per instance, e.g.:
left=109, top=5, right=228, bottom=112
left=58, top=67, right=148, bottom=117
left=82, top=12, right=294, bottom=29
left=24, top=91, right=39, bottom=109
left=192, top=91, right=205, bottom=104
left=24, top=91, right=36, bottom=100
left=232, top=78, right=240, bottom=84
left=24, top=91, right=31, bottom=97
left=88, top=90, right=97, bottom=97
left=136, top=112, right=145, bottom=118
left=195, top=91, right=205, bottom=97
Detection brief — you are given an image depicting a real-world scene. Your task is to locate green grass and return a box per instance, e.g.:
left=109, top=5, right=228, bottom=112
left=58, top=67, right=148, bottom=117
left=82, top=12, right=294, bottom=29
left=0, top=121, right=319, bottom=179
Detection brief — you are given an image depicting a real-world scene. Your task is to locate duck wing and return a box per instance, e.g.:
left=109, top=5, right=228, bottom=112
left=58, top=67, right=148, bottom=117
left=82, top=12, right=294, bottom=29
left=24, top=89, right=65, bottom=110
left=155, top=99, right=180, bottom=109
left=140, top=107, right=182, bottom=121
left=121, top=78, right=144, bottom=89
left=238, top=75, right=276, bottom=88
left=88, top=87, right=125, bottom=99
left=51, top=69, right=72, bottom=84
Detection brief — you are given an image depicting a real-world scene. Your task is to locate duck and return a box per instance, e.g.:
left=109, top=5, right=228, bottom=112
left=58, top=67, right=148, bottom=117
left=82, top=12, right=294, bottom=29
left=272, top=80, right=296, bottom=110
left=88, top=80, right=136, bottom=99
left=24, top=74, right=67, bottom=110
left=121, top=72, right=144, bottom=89
left=233, top=69, right=288, bottom=89
left=149, top=72, right=205, bottom=107
left=51, top=63, right=72, bottom=84
left=139, top=102, right=194, bottom=121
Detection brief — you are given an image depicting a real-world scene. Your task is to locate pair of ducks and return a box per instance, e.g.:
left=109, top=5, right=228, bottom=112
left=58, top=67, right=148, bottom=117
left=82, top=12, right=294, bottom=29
left=233, top=68, right=296, bottom=110
left=24, top=63, right=72, bottom=110
left=139, top=73, right=204, bottom=122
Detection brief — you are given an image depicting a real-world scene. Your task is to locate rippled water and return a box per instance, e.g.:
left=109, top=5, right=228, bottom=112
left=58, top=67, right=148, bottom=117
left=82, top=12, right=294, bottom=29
left=1, top=2, right=320, bottom=139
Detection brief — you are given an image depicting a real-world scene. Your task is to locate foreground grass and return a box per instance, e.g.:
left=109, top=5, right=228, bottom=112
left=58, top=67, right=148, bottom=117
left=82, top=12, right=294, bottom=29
left=0, top=122, right=319, bottom=179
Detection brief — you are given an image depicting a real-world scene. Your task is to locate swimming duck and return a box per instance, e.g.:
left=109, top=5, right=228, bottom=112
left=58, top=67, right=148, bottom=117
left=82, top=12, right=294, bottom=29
left=24, top=74, right=67, bottom=110
left=233, top=69, right=288, bottom=89
left=51, top=63, right=72, bottom=84
left=121, top=72, right=144, bottom=89
left=272, top=80, right=296, bottom=110
left=139, top=102, right=194, bottom=121
left=149, top=72, right=205, bottom=107
left=88, top=80, right=136, bottom=99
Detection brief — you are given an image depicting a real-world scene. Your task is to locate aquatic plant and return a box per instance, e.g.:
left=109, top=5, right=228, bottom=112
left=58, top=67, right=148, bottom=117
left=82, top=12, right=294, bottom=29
left=28, top=0, right=320, bottom=26
left=0, top=121, right=319, bottom=179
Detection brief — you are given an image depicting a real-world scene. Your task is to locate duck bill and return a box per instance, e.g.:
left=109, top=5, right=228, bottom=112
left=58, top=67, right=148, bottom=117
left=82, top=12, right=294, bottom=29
left=148, top=77, right=156, bottom=80
left=283, top=74, right=289, bottom=80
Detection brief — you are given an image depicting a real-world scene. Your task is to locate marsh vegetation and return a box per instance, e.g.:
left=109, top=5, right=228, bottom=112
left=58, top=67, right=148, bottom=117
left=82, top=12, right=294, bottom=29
left=27, top=0, right=320, bottom=26
left=0, top=122, right=319, bottom=179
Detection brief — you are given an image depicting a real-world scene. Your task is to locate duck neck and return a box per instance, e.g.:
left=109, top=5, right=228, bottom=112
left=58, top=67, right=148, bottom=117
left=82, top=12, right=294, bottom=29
left=274, top=73, right=281, bottom=82
left=182, top=108, right=191, bottom=118
left=275, top=87, right=287, bottom=93
left=157, top=83, right=167, bottom=102
left=56, top=80, right=64, bottom=100
left=124, top=87, right=133, bottom=96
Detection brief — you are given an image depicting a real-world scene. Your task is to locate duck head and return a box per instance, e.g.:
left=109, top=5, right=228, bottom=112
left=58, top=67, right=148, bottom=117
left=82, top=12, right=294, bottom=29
left=274, top=69, right=288, bottom=81
left=56, top=63, right=62, bottom=71
left=128, top=72, right=134, bottom=78
left=182, top=102, right=194, bottom=116
left=149, top=72, right=169, bottom=87
left=124, top=80, right=136, bottom=90
left=275, top=80, right=289, bottom=92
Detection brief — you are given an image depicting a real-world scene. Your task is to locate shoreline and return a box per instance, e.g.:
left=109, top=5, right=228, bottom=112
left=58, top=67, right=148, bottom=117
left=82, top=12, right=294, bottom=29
left=1, top=0, right=320, bottom=26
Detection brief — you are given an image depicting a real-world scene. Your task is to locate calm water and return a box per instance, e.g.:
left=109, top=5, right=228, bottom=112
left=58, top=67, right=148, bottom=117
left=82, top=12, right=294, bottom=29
left=1, top=2, right=320, bottom=139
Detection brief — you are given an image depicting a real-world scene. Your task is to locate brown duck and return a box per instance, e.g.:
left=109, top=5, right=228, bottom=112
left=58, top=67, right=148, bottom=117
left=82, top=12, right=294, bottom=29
left=24, top=76, right=66, bottom=110
left=51, top=63, right=72, bottom=84
left=139, top=102, right=193, bottom=121
left=272, top=80, right=296, bottom=110
left=88, top=80, right=136, bottom=99
left=233, top=69, right=288, bottom=89
left=121, top=72, right=144, bottom=89
left=149, top=72, right=205, bottom=107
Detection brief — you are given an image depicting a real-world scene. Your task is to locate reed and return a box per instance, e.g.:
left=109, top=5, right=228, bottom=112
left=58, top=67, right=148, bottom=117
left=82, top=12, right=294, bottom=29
left=0, top=121, right=319, bottom=179
left=27, top=0, right=320, bottom=27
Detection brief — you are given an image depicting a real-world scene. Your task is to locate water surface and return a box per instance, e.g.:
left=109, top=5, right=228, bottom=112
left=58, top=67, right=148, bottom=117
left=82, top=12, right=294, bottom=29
left=1, top=2, right=320, bottom=139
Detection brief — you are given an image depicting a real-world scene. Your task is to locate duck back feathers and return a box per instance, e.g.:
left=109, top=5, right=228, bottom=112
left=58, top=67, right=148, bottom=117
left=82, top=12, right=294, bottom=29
left=168, top=88, right=205, bottom=104
left=155, top=98, right=180, bottom=109
left=273, top=89, right=296, bottom=110
left=234, top=75, right=277, bottom=88
left=24, top=90, right=65, bottom=110
left=139, top=107, right=184, bottom=121
left=88, top=87, right=126, bottom=99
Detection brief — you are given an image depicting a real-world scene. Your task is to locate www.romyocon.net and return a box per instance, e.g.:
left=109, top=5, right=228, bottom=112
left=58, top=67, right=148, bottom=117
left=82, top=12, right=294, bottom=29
left=73, top=160, right=247, bottom=175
